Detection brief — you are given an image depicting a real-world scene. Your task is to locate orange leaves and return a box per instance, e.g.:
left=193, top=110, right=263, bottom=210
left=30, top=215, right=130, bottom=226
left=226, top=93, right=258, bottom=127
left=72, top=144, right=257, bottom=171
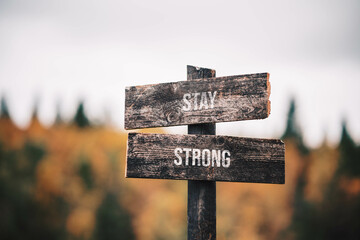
left=2, top=117, right=357, bottom=240
left=339, top=177, right=360, bottom=197
left=37, top=157, right=64, bottom=197
left=66, top=207, right=95, bottom=238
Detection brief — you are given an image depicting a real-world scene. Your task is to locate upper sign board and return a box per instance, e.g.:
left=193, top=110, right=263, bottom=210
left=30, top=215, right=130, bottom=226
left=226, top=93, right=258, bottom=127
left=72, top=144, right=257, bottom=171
left=125, top=73, right=270, bottom=129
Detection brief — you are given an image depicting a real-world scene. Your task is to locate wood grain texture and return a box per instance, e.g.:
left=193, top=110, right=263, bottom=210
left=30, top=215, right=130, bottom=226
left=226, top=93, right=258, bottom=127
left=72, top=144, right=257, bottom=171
left=126, top=133, right=285, bottom=184
left=188, top=180, right=216, bottom=240
left=125, top=72, right=270, bottom=129
left=187, top=65, right=216, bottom=240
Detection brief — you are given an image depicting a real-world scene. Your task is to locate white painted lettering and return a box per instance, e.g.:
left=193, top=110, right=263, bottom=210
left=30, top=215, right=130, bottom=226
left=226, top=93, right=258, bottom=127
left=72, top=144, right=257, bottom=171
left=182, top=93, right=191, bottom=111
left=192, top=149, right=201, bottom=166
left=208, top=91, right=217, bottom=109
left=174, top=148, right=230, bottom=168
left=212, top=149, right=221, bottom=167
left=192, top=93, right=200, bottom=110
left=202, top=149, right=211, bottom=166
left=182, top=91, right=217, bottom=112
left=199, top=92, right=209, bottom=110
left=222, top=150, right=231, bottom=168
left=174, top=148, right=183, bottom=165
left=183, top=148, right=191, bottom=166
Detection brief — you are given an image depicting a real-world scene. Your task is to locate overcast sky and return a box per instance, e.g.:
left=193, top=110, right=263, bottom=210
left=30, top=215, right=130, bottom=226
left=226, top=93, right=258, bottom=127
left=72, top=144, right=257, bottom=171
left=0, top=0, right=359, bottom=147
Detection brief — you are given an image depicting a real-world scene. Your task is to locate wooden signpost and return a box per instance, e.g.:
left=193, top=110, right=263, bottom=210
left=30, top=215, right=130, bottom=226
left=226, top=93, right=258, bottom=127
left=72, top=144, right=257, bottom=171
left=124, top=65, right=285, bottom=240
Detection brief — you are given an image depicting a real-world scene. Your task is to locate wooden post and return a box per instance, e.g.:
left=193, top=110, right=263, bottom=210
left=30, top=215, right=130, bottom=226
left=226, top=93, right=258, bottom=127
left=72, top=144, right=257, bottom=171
left=187, top=66, right=216, bottom=240
left=124, top=65, right=285, bottom=239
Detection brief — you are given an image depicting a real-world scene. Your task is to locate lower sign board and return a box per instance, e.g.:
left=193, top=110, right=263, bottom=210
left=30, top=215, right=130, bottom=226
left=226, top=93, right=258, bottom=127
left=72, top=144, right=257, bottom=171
left=126, top=133, right=285, bottom=184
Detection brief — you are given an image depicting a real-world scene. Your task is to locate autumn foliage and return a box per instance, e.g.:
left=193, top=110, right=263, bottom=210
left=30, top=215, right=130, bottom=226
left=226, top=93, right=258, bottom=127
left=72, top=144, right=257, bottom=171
left=0, top=98, right=359, bottom=240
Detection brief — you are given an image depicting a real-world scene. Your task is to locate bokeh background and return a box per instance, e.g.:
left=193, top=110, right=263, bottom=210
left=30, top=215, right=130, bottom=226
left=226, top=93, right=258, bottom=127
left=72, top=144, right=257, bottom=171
left=0, top=1, right=359, bottom=239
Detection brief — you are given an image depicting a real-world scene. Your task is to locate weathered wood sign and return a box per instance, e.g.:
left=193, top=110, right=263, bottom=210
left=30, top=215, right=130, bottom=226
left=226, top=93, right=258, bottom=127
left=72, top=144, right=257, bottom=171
left=125, top=65, right=285, bottom=240
left=125, top=72, right=270, bottom=129
left=126, top=132, right=285, bottom=184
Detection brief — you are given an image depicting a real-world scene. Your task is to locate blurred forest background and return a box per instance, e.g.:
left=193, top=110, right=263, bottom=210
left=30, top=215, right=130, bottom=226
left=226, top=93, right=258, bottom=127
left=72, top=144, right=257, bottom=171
left=0, top=96, right=359, bottom=240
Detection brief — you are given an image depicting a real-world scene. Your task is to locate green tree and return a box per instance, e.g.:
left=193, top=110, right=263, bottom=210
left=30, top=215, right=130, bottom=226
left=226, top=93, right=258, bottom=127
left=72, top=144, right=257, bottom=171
left=279, top=164, right=319, bottom=240
left=54, top=101, right=63, bottom=125
left=279, top=99, right=317, bottom=239
left=318, top=122, right=360, bottom=240
left=0, top=96, right=10, bottom=118
left=0, top=141, right=68, bottom=240
left=280, top=121, right=360, bottom=240
left=281, top=98, right=309, bottom=155
left=78, top=157, right=94, bottom=190
left=337, top=121, right=360, bottom=177
left=73, top=101, right=90, bottom=128
left=31, top=98, right=39, bottom=120
left=94, top=193, right=135, bottom=240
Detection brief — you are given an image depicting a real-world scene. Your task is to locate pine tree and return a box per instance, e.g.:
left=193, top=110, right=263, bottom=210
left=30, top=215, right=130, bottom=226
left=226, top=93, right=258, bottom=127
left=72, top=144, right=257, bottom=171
left=281, top=120, right=360, bottom=240
left=282, top=98, right=297, bottom=139
left=279, top=99, right=313, bottom=239
left=281, top=98, right=309, bottom=155
left=0, top=139, right=67, bottom=240
left=316, top=121, right=360, bottom=240
left=31, top=98, right=39, bottom=120
left=338, top=121, right=360, bottom=177
left=54, top=101, right=63, bottom=125
left=0, top=96, right=10, bottom=118
left=94, top=193, right=135, bottom=240
left=73, top=101, right=90, bottom=128
left=78, top=157, right=94, bottom=190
